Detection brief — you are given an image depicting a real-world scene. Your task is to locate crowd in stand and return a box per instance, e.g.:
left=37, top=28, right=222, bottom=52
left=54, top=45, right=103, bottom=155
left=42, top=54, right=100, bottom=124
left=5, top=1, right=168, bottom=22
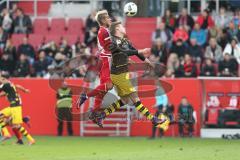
left=0, top=4, right=240, bottom=78
left=151, top=8, right=240, bottom=78
left=0, top=5, right=100, bottom=78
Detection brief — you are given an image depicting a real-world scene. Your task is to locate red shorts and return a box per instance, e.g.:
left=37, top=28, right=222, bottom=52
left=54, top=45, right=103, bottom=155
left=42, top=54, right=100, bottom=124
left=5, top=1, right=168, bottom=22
left=99, top=56, right=111, bottom=84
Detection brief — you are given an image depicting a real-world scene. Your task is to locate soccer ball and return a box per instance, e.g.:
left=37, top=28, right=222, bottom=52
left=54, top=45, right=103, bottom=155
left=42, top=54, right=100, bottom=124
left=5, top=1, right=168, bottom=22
left=124, top=2, right=137, bottom=17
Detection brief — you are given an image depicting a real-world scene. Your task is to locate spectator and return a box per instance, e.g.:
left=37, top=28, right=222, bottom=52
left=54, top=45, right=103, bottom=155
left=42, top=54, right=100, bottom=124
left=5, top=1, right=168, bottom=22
left=33, top=51, right=50, bottom=77
left=51, top=52, right=67, bottom=69
left=173, top=25, right=189, bottom=43
left=59, top=38, right=72, bottom=59
left=178, top=97, right=195, bottom=137
left=73, top=41, right=91, bottom=56
left=166, top=53, right=183, bottom=77
left=17, top=37, right=35, bottom=63
left=208, top=26, right=219, bottom=39
left=218, top=53, right=238, bottom=77
left=43, top=65, right=56, bottom=79
left=0, top=8, right=13, bottom=33
left=56, top=82, right=73, bottom=136
left=181, top=54, right=197, bottom=77
left=85, top=10, right=98, bottom=31
left=196, top=9, right=215, bottom=29
left=205, top=38, right=223, bottom=63
left=176, top=8, right=194, bottom=30
left=9, top=3, right=18, bottom=18
left=150, top=38, right=168, bottom=64
left=0, top=53, right=15, bottom=75
left=169, top=39, right=188, bottom=59
left=0, top=26, right=8, bottom=49
left=13, top=8, right=32, bottom=34
left=215, top=7, right=231, bottom=29
left=14, top=53, right=31, bottom=77
left=161, top=9, right=176, bottom=32
left=151, top=22, right=172, bottom=45
left=188, top=38, right=203, bottom=62
left=151, top=103, right=174, bottom=138
left=200, top=58, right=216, bottom=76
left=84, top=26, right=98, bottom=47
left=218, top=28, right=231, bottom=49
left=232, top=9, right=240, bottom=28
left=190, top=23, right=207, bottom=46
left=42, top=41, right=58, bottom=59
left=223, top=38, right=240, bottom=64
left=227, top=21, right=240, bottom=41
left=3, top=39, right=17, bottom=61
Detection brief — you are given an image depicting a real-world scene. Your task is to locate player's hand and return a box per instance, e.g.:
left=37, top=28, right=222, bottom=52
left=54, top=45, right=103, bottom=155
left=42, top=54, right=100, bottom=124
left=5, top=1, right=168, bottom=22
left=141, top=48, right=151, bottom=55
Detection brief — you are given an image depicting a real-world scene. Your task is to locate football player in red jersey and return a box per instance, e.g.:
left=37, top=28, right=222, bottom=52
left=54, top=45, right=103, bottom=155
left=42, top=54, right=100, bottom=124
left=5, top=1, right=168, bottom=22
left=76, top=10, right=115, bottom=126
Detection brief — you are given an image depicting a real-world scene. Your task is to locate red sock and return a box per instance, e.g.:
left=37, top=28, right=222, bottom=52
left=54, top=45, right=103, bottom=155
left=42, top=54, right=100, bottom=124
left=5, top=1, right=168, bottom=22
left=87, top=83, right=106, bottom=97
left=12, top=128, right=22, bottom=140
left=93, top=93, right=106, bottom=111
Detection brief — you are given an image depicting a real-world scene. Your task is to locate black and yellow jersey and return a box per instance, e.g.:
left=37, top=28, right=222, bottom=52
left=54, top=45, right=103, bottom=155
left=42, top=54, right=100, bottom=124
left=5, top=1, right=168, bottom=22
left=109, top=36, right=145, bottom=74
left=0, top=82, right=21, bottom=107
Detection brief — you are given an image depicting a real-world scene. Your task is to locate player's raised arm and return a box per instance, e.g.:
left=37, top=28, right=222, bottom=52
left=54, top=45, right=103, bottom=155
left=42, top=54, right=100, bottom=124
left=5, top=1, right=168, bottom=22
left=15, top=84, right=30, bottom=93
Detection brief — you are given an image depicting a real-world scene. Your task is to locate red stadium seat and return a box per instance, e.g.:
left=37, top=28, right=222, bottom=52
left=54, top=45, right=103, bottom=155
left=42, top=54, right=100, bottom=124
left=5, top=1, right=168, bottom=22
left=205, top=107, right=220, bottom=125
left=44, top=35, right=61, bottom=44
left=11, top=34, right=27, bottom=47
left=67, top=18, right=84, bottom=35
left=34, top=18, right=49, bottom=34
left=28, top=34, right=44, bottom=49
left=49, top=18, right=66, bottom=35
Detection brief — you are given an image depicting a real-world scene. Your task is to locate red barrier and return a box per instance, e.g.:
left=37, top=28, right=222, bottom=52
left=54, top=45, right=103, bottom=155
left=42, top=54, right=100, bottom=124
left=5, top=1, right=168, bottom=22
left=0, top=78, right=83, bottom=136
left=131, top=79, right=202, bottom=137
left=1, top=78, right=238, bottom=137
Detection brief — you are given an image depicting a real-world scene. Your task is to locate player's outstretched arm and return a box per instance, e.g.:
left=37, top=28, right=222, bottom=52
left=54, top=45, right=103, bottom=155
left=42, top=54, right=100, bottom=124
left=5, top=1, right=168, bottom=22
left=15, top=85, right=30, bottom=93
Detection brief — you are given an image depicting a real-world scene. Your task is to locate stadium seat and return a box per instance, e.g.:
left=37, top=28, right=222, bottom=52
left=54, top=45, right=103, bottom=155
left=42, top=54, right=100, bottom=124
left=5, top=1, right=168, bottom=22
left=11, top=34, right=27, bottom=47
left=49, top=18, right=66, bottom=35
left=28, top=34, right=44, bottom=49
left=18, top=1, right=52, bottom=16
left=34, top=18, right=49, bottom=35
left=67, top=18, right=84, bottom=35
left=205, top=107, right=220, bottom=125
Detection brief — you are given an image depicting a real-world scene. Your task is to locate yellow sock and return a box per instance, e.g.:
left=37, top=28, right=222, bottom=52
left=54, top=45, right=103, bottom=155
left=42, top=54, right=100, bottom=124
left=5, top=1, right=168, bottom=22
left=2, top=127, right=11, bottom=137
left=103, top=100, right=123, bottom=117
left=134, top=101, right=154, bottom=120
left=19, top=126, right=34, bottom=142
left=0, top=119, right=11, bottom=137
left=26, top=134, right=34, bottom=142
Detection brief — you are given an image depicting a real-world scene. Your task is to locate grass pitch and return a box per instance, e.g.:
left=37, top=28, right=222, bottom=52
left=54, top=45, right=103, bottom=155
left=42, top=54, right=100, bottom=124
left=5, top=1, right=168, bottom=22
left=0, top=136, right=240, bottom=160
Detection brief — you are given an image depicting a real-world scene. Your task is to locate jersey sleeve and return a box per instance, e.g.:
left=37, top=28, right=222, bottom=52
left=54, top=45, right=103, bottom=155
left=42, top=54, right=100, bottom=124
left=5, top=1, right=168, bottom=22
left=98, top=29, right=112, bottom=52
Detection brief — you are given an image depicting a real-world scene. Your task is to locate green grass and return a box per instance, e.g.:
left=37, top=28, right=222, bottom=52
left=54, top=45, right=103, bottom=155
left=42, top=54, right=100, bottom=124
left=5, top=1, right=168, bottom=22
left=0, top=136, right=240, bottom=160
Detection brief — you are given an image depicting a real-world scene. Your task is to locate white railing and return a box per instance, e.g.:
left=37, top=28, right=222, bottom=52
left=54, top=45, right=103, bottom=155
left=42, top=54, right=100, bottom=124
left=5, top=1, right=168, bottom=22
left=80, top=78, right=132, bottom=137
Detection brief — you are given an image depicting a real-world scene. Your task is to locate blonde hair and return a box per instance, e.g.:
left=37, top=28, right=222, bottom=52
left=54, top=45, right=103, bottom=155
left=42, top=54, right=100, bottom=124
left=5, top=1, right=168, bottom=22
left=95, top=10, right=108, bottom=25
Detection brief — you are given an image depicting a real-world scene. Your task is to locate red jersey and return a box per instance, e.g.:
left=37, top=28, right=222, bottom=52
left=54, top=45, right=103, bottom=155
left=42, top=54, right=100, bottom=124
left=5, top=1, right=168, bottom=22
left=97, top=26, right=111, bottom=57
